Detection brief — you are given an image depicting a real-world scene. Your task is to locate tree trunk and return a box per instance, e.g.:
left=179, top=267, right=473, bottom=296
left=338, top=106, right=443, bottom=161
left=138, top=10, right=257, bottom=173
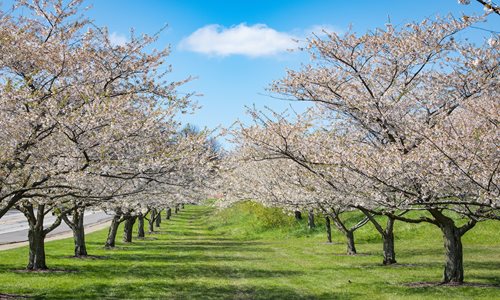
left=382, top=217, right=396, bottom=265
left=27, top=225, right=47, bottom=270
left=294, top=210, right=302, bottom=220
left=441, top=223, right=464, bottom=283
left=20, top=203, right=62, bottom=270
left=325, top=216, right=332, bottom=243
left=105, top=214, right=121, bottom=248
left=72, top=207, right=88, bottom=257
left=123, top=216, right=136, bottom=243
left=174, top=205, right=179, bottom=214
left=346, top=231, right=357, bottom=255
left=148, top=209, right=156, bottom=233
left=166, top=207, right=172, bottom=220
left=329, top=211, right=362, bottom=255
left=73, top=225, right=87, bottom=257
left=73, top=222, right=87, bottom=257
left=155, top=210, right=161, bottom=227
left=345, top=231, right=357, bottom=255
left=428, top=209, right=474, bottom=284
left=308, top=209, right=315, bottom=229
left=137, top=214, right=145, bottom=238
left=181, top=203, right=185, bottom=209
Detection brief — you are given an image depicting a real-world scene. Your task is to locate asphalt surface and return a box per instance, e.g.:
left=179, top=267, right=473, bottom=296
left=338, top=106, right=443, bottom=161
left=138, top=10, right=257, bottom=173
left=0, top=210, right=112, bottom=245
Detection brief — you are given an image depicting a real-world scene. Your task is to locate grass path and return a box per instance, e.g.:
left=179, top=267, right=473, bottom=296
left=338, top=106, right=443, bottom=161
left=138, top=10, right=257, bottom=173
left=0, top=204, right=499, bottom=299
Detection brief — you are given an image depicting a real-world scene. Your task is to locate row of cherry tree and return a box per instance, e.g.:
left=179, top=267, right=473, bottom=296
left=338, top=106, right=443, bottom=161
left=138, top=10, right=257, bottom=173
left=0, top=0, right=219, bottom=270
left=222, top=14, right=499, bottom=284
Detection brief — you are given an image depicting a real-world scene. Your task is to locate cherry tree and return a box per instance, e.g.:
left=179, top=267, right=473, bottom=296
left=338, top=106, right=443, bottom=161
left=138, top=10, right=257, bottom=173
left=227, top=113, right=382, bottom=257
left=265, top=15, right=499, bottom=283
left=0, top=0, right=208, bottom=269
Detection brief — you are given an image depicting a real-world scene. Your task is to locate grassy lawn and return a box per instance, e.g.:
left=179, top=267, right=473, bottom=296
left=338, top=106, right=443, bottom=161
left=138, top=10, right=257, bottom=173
left=0, top=203, right=499, bottom=299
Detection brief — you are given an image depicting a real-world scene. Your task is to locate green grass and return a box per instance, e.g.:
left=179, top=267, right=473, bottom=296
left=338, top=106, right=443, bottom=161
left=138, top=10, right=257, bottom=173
left=0, top=202, right=499, bottom=299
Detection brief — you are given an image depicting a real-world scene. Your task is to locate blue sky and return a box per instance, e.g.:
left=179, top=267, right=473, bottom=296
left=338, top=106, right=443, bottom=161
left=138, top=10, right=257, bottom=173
left=4, top=1, right=499, bottom=146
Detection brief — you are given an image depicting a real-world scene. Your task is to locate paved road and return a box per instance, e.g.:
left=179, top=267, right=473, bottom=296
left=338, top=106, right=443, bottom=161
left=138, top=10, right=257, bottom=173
left=0, top=210, right=112, bottom=245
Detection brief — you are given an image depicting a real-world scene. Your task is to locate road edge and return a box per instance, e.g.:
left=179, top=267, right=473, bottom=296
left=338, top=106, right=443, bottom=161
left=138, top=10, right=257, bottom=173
left=0, top=219, right=112, bottom=251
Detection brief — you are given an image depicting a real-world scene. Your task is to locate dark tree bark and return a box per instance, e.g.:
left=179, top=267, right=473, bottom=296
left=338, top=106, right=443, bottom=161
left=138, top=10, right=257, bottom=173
left=18, top=203, right=62, bottom=270
left=148, top=208, right=156, bottom=233
left=166, top=207, right=172, bottom=220
left=358, top=207, right=397, bottom=265
left=27, top=224, right=47, bottom=270
left=308, top=209, right=316, bottom=229
left=123, top=216, right=136, bottom=243
left=155, top=210, right=161, bottom=227
left=105, top=213, right=123, bottom=248
left=174, top=204, right=179, bottom=214
left=181, top=203, right=185, bottom=209
left=345, top=231, right=356, bottom=255
left=137, top=213, right=145, bottom=238
left=294, top=210, right=302, bottom=220
left=428, top=209, right=476, bottom=284
left=325, top=216, right=332, bottom=243
left=382, top=217, right=396, bottom=265
left=62, top=205, right=88, bottom=257
left=328, top=209, right=368, bottom=255
left=441, top=223, right=464, bottom=283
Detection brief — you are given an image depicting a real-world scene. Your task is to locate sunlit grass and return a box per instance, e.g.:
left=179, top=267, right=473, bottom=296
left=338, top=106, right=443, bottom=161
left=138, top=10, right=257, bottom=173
left=0, top=203, right=498, bottom=299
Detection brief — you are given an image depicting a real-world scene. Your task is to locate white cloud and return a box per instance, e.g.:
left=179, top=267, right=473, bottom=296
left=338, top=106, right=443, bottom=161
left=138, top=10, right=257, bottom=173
left=179, top=23, right=298, bottom=57
left=109, top=32, right=128, bottom=47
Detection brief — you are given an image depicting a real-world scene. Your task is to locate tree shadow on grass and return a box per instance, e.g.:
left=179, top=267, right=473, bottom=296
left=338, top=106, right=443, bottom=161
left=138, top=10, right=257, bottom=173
left=472, top=275, right=500, bottom=285
left=352, top=260, right=500, bottom=272
left=33, top=281, right=360, bottom=300
left=102, top=253, right=263, bottom=263
left=75, top=264, right=304, bottom=280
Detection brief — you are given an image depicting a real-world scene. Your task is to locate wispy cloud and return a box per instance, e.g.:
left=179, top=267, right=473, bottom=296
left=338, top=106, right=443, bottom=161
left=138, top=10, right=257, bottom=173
left=179, top=23, right=298, bottom=57
left=305, top=24, right=343, bottom=37
left=109, top=32, right=128, bottom=46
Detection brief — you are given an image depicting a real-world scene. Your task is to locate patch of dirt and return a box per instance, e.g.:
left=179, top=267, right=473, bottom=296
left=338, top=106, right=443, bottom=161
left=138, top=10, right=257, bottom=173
left=331, top=253, right=373, bottom=256
left=64, top=255, right=107, bottom=260
left=405, top=282, right=500, bottom=288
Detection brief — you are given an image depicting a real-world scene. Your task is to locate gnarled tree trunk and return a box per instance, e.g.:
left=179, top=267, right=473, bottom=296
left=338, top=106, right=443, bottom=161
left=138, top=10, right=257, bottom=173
left=137, top=213, right=145, bottom=238
left=174, top=205, right=179, bottom=214
left=155, top=210, right=161, bottom=227
left=382, top=217, right=396, bottom=265
left=20, top=203, right=62, bottom=270
left=123, top=216, right=136, bottom=243
left=63, top=205, right=88, bottom=257
left=73, top=220, right=87, bottom=257
left=441, top=223, right=463, bottom=283
left=105, top=214, right=122, bottom=248
left=166, top=207, right=172, bottom=220
left=428, top=209, right=475, bottom=284
left=148, top=208, right=156, bottom=233
left=27, top=223, right=47, bottom=270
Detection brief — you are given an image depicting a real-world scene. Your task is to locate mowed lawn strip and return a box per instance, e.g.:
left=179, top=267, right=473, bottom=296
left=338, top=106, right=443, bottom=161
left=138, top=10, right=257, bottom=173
left=0, top=203, right=498, bottom=299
